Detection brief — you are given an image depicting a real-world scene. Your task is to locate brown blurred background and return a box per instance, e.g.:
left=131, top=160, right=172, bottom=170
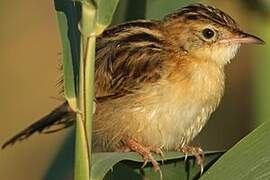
left=0, top=0, right=269, bottom=180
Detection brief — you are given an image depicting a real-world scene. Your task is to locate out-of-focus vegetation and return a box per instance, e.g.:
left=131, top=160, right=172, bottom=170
left=0, top=0, right=269, bottom=180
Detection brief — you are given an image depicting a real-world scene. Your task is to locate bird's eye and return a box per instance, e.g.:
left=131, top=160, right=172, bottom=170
left=202, top=28, right=215, bottom=39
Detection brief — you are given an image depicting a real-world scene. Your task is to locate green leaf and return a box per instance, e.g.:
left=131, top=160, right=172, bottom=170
left=54, top=0, right=81, bottom=109
left=201, top=120, right=270, bottom=180
left=95, top=0, right=119, bottom=35
left=92, top=151, right=223, bottom=180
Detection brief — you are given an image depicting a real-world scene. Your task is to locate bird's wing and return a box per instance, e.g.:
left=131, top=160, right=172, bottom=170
left=94, top=20, right=168, bottom=100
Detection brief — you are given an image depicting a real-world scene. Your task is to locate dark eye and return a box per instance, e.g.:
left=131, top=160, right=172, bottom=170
left=202, top=28, right=215, bottom=39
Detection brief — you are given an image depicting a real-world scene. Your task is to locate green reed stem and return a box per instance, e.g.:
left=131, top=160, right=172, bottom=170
left=75, top=2, right=96, bottom=180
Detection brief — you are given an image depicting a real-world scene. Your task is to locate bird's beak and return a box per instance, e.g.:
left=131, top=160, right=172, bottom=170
left=220, top=31, right=265, bottom=45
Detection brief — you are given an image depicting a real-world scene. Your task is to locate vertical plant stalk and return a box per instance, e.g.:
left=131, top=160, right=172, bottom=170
left=54, top=0, right=119, bottom=179
left=75, top=2, right=96, bottom=180
left=75, top=114, right=90, bottom=180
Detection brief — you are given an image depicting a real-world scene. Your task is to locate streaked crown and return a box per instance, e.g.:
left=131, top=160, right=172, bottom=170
left=164, top=3, right=239, bottom=30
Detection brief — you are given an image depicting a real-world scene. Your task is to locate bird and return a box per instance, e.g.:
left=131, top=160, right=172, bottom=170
left=2, top=3, right=264, bottom=174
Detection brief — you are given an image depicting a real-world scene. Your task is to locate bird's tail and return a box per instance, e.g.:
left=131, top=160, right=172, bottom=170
left=2, top=102, right=75, bottom=149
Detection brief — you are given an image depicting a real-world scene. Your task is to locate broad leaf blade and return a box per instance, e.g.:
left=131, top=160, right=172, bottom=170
left=54, top=0, right=81, bottom=109
left=201, top=120, right=270, bottom=180
left=92, top=151, right=223, bottom=180
left=95, top=0, right=119, bottom=35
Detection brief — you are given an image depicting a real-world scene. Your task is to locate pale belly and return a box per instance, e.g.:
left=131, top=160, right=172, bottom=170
left=93, top=78, right=223, bottom=151
left=125, top=91, right=218, bottom=150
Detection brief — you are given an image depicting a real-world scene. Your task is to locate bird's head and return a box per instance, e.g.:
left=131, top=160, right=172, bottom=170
left=163, top=3, right=264, bottom=66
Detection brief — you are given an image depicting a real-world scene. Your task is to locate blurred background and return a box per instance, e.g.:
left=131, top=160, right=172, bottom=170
left=0, top=0, right=269, bottom=179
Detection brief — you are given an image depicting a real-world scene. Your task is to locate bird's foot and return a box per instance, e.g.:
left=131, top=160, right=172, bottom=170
left=120, top=136, right=163, bottom=179
left=178, top=145, right=204, bottom=174
left=148, top=145, right=164, bottom=160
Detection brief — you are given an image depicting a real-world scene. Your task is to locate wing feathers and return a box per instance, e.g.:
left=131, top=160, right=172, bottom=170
left=95, top=20, right=166, bottom=98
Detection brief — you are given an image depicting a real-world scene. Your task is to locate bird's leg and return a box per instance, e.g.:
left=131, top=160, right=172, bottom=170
left=178, top=145, right=204, bottom=174
left=120, top=136, right=163, bottom=178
